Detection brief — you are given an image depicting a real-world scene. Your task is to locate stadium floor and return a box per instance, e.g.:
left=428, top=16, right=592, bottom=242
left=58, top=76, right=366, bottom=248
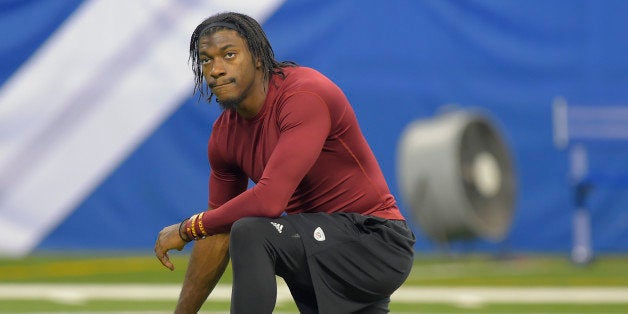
left=1, top=254, right=627, bottom=313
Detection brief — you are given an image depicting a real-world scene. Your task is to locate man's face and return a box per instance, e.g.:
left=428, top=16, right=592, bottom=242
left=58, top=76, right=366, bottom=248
left=198, top=30, right=260, bottom=110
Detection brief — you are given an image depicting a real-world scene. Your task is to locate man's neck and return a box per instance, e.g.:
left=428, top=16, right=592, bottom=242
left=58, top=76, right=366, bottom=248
left=236, top=76, right=269, bottom=119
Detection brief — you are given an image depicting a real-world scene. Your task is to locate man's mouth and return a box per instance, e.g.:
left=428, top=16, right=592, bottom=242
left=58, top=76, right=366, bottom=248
left=210, top=79, right=235, bottom=89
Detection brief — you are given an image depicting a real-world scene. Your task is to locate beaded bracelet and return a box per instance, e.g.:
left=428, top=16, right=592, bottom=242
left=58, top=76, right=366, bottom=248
left=178, top=218, right=191, bottom=242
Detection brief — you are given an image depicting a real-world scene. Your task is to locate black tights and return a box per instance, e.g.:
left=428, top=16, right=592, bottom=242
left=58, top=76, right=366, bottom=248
left=229, top=217, right=317, bottom=313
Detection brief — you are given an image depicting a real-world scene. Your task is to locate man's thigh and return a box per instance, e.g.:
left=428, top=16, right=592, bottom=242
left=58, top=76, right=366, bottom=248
left=279, top=212, right=414, bottom=312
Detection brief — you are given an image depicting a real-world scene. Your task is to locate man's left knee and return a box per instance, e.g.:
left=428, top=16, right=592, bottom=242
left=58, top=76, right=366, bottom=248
left=229, top=217, right=270, bottom=250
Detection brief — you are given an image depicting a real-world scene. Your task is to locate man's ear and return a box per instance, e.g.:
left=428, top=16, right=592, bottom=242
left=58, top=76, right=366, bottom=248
left=256, top=58, right=262, bottom=68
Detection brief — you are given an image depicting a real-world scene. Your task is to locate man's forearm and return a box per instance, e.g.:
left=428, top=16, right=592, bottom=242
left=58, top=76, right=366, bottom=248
left=175, top=233, right=230, bottom=314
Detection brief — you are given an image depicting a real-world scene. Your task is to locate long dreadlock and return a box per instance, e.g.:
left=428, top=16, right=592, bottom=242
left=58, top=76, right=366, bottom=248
left=189, top=12, right=296, bottom=103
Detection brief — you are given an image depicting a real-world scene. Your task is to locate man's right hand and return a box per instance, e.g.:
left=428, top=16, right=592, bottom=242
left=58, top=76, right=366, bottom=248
left=155, top=223, right=188, bottom=271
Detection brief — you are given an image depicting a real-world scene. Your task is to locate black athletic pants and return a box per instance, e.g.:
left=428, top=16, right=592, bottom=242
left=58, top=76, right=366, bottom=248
left=228, top=213, right=415, bottom=314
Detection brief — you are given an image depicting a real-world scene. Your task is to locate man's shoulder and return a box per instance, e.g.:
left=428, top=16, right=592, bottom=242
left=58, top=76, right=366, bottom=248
left=281, top=65, right=324, bottom=80
left=279, top=66, right=336, bottom=92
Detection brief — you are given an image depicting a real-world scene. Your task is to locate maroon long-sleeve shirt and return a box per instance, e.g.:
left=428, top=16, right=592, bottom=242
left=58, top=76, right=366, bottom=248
left=197, top=66, right=404, bottom=235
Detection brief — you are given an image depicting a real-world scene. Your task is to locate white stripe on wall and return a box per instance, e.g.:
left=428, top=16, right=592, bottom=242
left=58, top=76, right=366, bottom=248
left=0, top=0, right=285, bottom=257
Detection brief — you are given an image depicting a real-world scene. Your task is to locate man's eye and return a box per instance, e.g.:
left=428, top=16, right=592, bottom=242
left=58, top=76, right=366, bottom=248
left=201, top=59, right=211, bottom=64
left=225, top=52, right=236, bottom=59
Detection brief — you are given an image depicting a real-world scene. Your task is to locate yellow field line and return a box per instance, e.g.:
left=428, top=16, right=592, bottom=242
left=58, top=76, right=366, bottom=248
left=0, top=257, right=184, bottom=280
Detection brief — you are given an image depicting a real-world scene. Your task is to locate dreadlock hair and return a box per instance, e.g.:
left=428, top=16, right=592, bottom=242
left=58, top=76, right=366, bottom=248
left=189, top=12, right=296, bottom=103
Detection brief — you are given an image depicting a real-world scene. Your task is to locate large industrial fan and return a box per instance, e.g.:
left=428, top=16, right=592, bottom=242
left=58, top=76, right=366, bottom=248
left=397, top=109, right=516, bottom=243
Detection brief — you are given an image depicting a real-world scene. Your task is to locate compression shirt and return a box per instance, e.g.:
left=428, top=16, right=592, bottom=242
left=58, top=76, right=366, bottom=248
left=198, top=66, right=405, bottom=235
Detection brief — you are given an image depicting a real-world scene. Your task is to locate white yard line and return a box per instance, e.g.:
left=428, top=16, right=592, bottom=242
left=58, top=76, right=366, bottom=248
left=392, top=287, right=628, bottom=304
left=0, top=284, right=627, bottom=304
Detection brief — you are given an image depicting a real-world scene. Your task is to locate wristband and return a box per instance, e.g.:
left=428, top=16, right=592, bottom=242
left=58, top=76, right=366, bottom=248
left=190, top=214, right=198, bottom=239
left=197, top=212, right=208, bottom=237
left=183, top=212, right=210, bottom=241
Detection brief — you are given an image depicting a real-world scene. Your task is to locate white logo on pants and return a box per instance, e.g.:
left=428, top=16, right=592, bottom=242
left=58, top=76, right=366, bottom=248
left=270, top=222, right=284, bottom=233
left=313, top=227, right=326, bottom=241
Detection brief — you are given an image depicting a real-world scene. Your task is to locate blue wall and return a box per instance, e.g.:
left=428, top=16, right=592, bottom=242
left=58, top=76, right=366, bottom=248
left=4, top=0, right=627, bottom=253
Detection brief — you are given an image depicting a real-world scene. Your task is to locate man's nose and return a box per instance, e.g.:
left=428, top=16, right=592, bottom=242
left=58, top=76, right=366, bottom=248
left=209, top=59, right=226, bottom=78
